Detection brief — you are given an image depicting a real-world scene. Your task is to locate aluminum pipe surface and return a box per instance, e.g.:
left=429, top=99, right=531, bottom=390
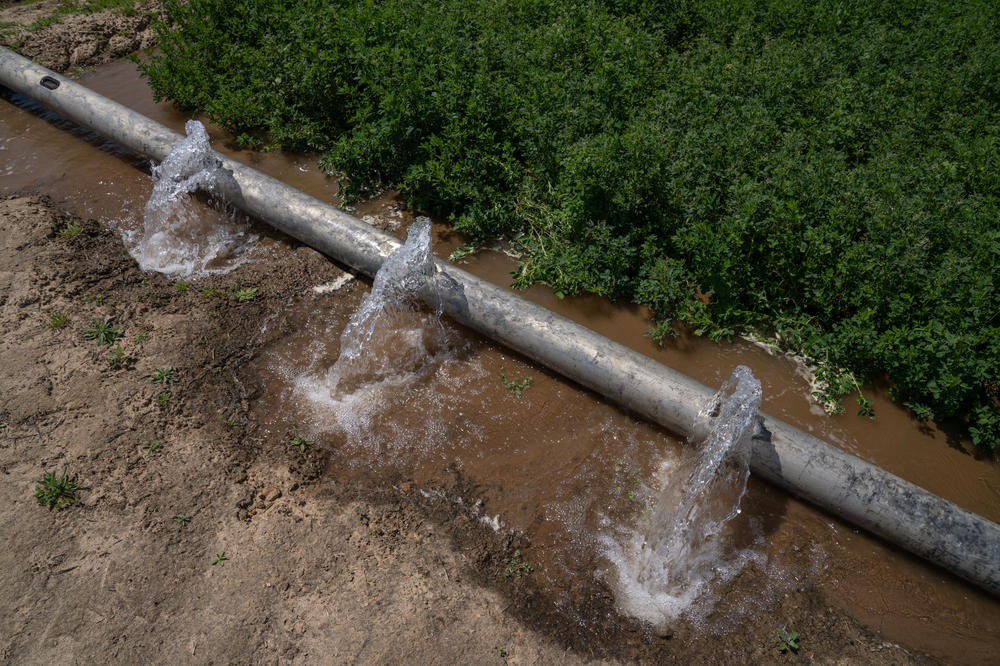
left=2, top=46, right=998, bottom=595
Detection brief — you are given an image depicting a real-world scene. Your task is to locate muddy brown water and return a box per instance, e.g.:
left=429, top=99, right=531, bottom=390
left=3, top=59, right=1000, bottom=662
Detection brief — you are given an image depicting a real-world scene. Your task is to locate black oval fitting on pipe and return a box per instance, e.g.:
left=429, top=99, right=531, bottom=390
left=2, top=46, right=998, bottom=596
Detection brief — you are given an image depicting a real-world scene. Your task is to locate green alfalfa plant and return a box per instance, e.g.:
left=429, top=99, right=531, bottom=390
left=139, top=0, right=1000, bottom=448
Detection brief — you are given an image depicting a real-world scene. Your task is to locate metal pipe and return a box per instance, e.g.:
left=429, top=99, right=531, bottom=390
left=2, top=46, right=998, bottom=595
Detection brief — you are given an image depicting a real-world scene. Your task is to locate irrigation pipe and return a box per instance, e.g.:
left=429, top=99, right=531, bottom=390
left=3, top=47, right=998, bottom=596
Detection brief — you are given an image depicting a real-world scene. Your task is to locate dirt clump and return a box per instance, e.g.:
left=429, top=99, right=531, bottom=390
left=0, top=0, right=163, bottom=73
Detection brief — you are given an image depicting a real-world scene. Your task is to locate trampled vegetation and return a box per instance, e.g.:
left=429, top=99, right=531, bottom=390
left=139, top=0, right=1000, bottom=447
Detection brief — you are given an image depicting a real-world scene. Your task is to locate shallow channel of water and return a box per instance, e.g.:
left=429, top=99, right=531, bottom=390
left=3, top=58, right=1000, bottom=662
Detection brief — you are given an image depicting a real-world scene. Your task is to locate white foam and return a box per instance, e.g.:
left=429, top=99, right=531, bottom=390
left=312, top=273, right=356, bottom=294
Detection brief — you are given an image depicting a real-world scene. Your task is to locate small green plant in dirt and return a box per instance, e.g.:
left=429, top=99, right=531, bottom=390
left=174, top=513, right=191, bottom=526
left=157, top=391, right=173, bottom=408
left=106, top=343, right=136, bottom=369
left=142, top=440, right=162, bottom=456
left=225, top=415, right=238, bottom=427
left=58, top=222, right=83, bottom=238
left=503, top=549, right=533, bottom=578
left=34, top=469, right=83, bottom=510
left=286, top=419, right=313, bottom=452
left=777, top=628, right=799, bottom=653
left=46, top=313, right=69, bottom=328
left=83, top=317, right=123, bottom=346
left=500, top=366, right=532, bottom=397
left=151, top=367, right=178, bottom=384
left=200, top=287, right=220, bottom=297
left=174, top=280, right=189, bottom=293
left=211, top=551, right=228, bottom=566
left=496, top=646, right=507, bottom=658
left=134, top=333, right=148, bottom=343
left=290, top=433, right=313, bottom=453
left=231, top=286, right=258, bottom=302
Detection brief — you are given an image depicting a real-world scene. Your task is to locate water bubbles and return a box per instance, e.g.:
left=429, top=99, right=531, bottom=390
left=127, top=119, right=255, bottom=276
left=604, top=365, right=763, bottom=632
left=291, top=217, right=481, bottom=459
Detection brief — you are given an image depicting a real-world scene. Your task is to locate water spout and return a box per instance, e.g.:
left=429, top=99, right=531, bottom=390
left=130, top=119, right=254, bottom=276
left=326, top=216, right=443, bottom=396
left=606, top=365, right=762, bottom=631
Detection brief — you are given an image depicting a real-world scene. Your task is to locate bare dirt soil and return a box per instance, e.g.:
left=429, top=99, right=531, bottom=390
left=0, top=2, right=938, bottom=663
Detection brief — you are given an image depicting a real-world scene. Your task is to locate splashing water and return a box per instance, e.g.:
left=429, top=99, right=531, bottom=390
left=327, top=216, right=444, bottom=395
left=605, top=365, right=763, bottom=631
left=129, top=120, right=255, bottom=276
left=292, top=217, right=471, bottom=455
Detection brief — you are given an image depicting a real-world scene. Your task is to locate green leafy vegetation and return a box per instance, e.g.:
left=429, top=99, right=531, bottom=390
left=211, top=551, right=228, bottom=566
left=106, top=343, right=135, bottom=369
left=58, top=222, right=83, bottom=238
left=46, top=313, right=69, bottom=329
left=142, top=440, right=162, bottom=456
left=290, top=433, right=313, bottom=453
left=151, top=367, right=178, bottom=383
left=141, top=0, right=1000, bottom=447
left=174, top=513, right=191, bottom=526
left=230, top=286, right=258, bottom=302
left=777, top=628, right=799, bottom=653
left=502, top=549, right=533, bottom=578
left=157, top=391, right=173, bottom=407
left=500, top=366, right=532, bottom=397
left=83, top=317, right=123, bottom=346
left=34, top=469, right=83, bottom=510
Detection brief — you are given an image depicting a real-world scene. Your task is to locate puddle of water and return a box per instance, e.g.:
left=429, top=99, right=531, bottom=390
left=3, top=58, right=1000, bottom=663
